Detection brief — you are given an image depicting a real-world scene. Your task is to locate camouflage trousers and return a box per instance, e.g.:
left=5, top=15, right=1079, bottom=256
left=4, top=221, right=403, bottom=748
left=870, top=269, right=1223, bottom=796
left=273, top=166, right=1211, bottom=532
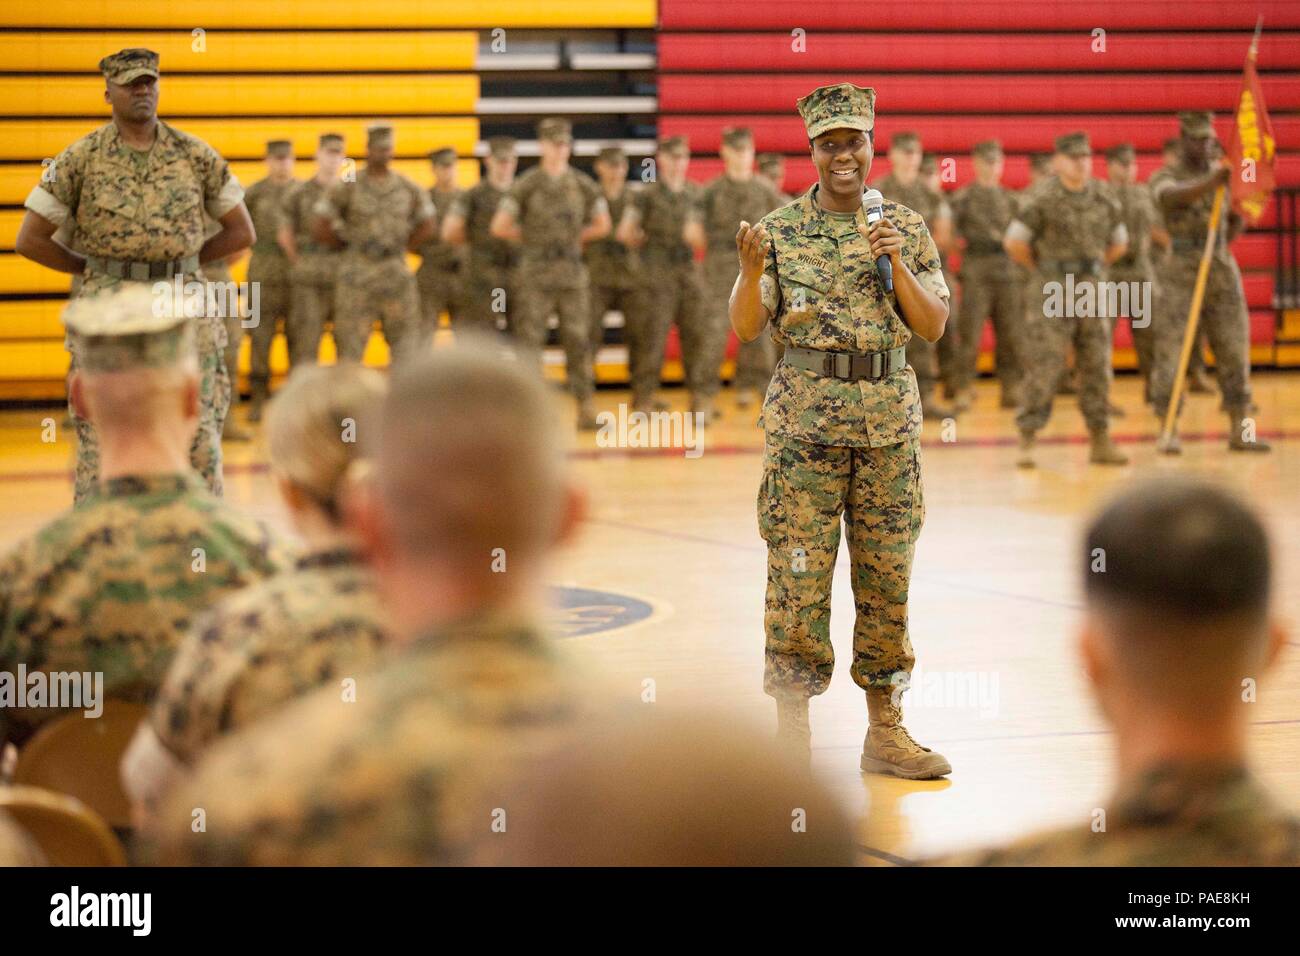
left=512, top=270, right=593, bottom=399
left=1108, top=264, right=1158, bottom=402
left=333, top=255, right=420, bottom=365
left=759, top=431, right=923, bottom=698
left=955, top=253, right=1024, bottom=397
left=244, top=273, right=290, bottom=386
left=70, top=273, right=228, bottom=503
left=416, top=265, right=462, bottom=354
left=590, top=283, right=650, bottom=398
left=1150, top=252, right=1252, bottom=416
left=702, top=250, right=778, bottom=395
left=641, top=259, right=706, bottom=397
left=285, top=253, right=337, bottom=367
left=457, top=264, right=516, bottom=337
left=1015, top=274, right=1113, bottom=435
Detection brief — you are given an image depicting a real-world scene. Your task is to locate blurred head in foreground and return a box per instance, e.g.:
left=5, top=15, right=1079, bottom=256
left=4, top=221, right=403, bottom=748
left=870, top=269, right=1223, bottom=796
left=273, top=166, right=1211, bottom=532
left=1080, top=477, right=1285, bottom=771
left=482, top=711, right=855, bottom=866
left=355, top=335, right=585, bottom=639
left=265, top=364, right=386, bottom=545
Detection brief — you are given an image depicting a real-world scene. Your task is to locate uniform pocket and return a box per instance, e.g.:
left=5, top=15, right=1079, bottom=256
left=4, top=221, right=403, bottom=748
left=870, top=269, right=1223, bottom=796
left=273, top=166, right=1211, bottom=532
left=756, top=444, right=785, bottom=547
left=909, top=441, right=925, bottom=541
left=776, top=259, right=835, bottom=323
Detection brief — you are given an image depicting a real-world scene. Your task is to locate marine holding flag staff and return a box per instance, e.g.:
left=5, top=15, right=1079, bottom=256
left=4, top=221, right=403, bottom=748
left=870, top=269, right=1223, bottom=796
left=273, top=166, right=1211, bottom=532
left=729, top=84, right=952, bottom=780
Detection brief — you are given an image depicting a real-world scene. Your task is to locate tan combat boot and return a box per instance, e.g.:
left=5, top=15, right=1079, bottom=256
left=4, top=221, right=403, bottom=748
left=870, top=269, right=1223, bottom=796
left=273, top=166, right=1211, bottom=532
left=1015, top=429, right=1036, bottom=469
left=861, top=687, right=951, bottom=779
left=1088, top=428, right=1129, bottom=465
left=576, top=396, right=600, bottom=431
left=775, top=696, right=812, bottom=762
left=1227, top=408, right=1270, bottom=452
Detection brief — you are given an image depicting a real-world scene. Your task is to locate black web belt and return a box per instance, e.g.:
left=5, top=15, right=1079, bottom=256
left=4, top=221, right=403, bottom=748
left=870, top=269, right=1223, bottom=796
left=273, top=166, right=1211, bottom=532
left=783, top=346, right=907, bottom=382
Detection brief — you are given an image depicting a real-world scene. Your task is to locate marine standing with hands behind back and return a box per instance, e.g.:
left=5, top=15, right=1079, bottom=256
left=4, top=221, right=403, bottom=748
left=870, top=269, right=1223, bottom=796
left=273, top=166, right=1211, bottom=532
left=729, top=84, right=952, bottom=779
left=16, top=48, right=254, bottom=503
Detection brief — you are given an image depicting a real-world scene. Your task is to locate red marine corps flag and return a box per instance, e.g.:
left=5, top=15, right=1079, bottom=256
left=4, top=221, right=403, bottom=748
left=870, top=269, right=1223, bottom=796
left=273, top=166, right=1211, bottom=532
left=1225, top=18, right=1276, bottom=225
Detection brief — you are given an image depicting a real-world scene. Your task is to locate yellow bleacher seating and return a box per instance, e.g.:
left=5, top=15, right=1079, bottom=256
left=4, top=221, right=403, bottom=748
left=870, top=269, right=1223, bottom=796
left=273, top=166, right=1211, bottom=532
left=0, top=158, right=481, bottom=207
left=0, top=30, right=477, bottom=72
left=0, top=118, right=479, bottom=161
left=10, top=0, right=657, bottom=29
left=0, top=210, right=23, bottom=248
left=8, top=74, right=479, bottom=117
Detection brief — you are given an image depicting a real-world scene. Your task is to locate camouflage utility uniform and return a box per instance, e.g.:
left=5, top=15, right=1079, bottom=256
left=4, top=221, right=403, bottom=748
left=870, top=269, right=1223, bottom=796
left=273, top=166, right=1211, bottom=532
left=280, top=177, right=338, bottom=365
left=1009, top=174, right=1126, bottom=440
left=1149, top=159, right=1255, bottom=428
left=315, top=168, right=432, bottom=363
left=145, top=614, right=583, bottom=865
left=698, top=174, right=783, bottom=397
left=24, top=120, right=243, bottom=501
left=1104, top=175, right=1161, bottom=401
left=149, top=546, right=389, bottom=765
left=584, top=186, right=646, bottom=391
left=951, top=179, right=1023, bottom=402
left=628, top=179, right=704, bottom=404
left=499, top=166, right=605, bottom=398
left=451, top=179, right=518, bottom=334
left=0, top=473, right=287, bottom=747
left=931, top=762, right=1300, bottom=866
left=874, top=172, right=958, bottom=407
left=242, top=175, right=294, bottom=401
left=415, top=186, right=463, bottom=347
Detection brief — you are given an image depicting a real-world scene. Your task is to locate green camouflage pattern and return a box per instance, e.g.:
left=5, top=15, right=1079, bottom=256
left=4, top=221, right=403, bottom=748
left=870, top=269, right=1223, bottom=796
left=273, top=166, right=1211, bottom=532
left=243, top=177, right=293, bottom=385
left=874, top=173, right=954, bottom=395
left=450, top=181, right=518, bottom=333
left=1103, top=180, right=1161, bottom=391
left=756, top=186, right=947, bottom=448
left=144, top=614, right=583, bottom=865
left=499, top=167, right=603, bottom=289
left=951, top=182, right=1023, bottom=396
left=0, top=811, right=43, bottom=866
left=759, top=433, right=922, bottom=697
left=1013, top=178, right=1123, bottom=433
left=280, top=177, right=338, bottom=366
left=502, top=166, right=604, bottom=391
left=415, top=187, right=464, bottom=348
left=315, top=168, right=432, bottom=363
left=0, top=473, right=289, bottom=747
left=584, top=189, right=640, bottom=290
left=796, top=83, right=875, bottom=139
left=100, top=47, right=159, bottom=84
left=929, top=763, right=1300, bottom=866
left=630, top=181, right=705, bottom=399
left=149, top=547, right=390, bottom=765
left=27, top=121, right=241, bottom=503
left=699, top=175, right=783, bottom=395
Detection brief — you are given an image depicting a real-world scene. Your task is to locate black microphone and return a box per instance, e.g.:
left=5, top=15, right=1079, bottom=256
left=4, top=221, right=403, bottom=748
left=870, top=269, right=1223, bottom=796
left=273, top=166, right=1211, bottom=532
left=862, top=188, right=893, bottom=294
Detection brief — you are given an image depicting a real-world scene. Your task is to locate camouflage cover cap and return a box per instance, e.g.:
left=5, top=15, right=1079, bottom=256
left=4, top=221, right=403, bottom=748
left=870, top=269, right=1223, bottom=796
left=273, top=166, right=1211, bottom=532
left=595, top=145, right=627, bottom=164
left=266, top=140, right=293, bottom=158
left=1180, top=111, right=1216, bottom=138
left=1105, top=142, right=1137, bottom=163
left=367, top=123, right=395, bottom=147
left=537, top=118, right=573, bottom=142
left=889, top=131, right=921, bottom=152
left=797, top=83, right=874, bottom=139
left=486, top=136, right=517, bottom=158
left=63, top=284, right=196, bottom=373
left=972, top=140, right=1003, bottom=162
left=756, top=152, right=784, bottom=173
left=99, top=48, right=160, bottom=85
left=318, top=133, right=345, bottom=150
left=429, top=147, right=458, bottom=166
left=1054, top=131, right=1091, bottom=157
left=657, top=135, right=689, bottom=156
left=721, top=126, right=754, bottom=149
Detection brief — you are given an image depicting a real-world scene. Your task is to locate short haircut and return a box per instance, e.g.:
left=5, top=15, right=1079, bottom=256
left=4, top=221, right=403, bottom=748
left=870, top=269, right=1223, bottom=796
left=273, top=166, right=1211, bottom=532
left=371, top=337, right=566, bottom=566
left=1083, top=478, right=1270, bottom=625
